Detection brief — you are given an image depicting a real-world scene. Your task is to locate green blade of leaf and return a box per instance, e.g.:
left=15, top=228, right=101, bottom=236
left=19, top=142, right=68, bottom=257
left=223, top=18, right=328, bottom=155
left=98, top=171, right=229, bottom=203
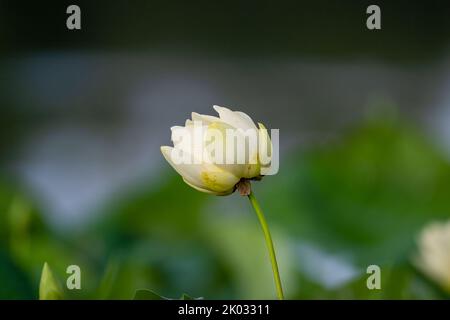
left=133, top=289, right=203, bottom=300
left=180, top=293, right=203, bottom=300
left=133, top=289, right=167, bottom=300
left=39, top=262, right=63, bottom=300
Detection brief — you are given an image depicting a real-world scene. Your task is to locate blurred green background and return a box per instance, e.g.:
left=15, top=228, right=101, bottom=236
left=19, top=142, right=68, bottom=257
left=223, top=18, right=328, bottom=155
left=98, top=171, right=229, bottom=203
left=1, top=0, right=450, bottom=299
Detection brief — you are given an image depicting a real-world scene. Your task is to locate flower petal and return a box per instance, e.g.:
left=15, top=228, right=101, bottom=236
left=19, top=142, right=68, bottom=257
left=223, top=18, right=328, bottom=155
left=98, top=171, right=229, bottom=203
left=161, top=146, right=239, bottom=194
left=258, top=122, right=272, bottom=158
left=191, top=112, right=221, bottom=125
left=170, top=125, right=197, bottom=155
left=183, top=178, right=233, bottom=196
left=161, top=146, right=204, bottom=189
left=213, top=105, right=257, bottom=130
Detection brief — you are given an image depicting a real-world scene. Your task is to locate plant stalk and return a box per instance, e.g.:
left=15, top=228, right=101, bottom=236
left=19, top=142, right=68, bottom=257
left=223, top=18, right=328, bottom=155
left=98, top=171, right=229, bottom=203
left=248, top=191, right=284, bottom=300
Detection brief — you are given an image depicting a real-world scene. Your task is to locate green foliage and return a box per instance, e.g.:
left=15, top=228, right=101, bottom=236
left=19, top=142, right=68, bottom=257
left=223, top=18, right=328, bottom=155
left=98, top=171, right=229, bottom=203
left=261, top=119, right=450, bottom=263
left=0, top=117, right=449, bottom=299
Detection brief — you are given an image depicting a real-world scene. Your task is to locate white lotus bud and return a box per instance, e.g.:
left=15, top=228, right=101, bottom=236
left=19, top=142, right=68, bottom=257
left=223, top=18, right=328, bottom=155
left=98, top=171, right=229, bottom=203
left=415, top=220, right=450, bottom=293
left=160, top=106, right=275, bottom=195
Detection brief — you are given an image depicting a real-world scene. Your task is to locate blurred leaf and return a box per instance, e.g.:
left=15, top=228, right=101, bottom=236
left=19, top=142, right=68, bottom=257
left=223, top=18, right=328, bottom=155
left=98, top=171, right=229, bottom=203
left=133, top=289, right=202, bottom=300
left=39, top=262, right=63, bottom=300
left=133, top=289, right=166, bottom=300
left=0, top=250, right=34, bottom=299
left=260, top=119, right=450, bottom=266
left=82, top=174, right=213, bottom=299
left=97, top=259, right=120, bottom=299
left=202, top=213, right=297, bottom=299
left=180, top=293, right=202, bottom=300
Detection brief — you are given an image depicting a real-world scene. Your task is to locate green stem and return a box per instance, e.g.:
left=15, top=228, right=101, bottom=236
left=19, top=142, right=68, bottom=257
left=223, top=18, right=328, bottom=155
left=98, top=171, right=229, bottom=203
left=248, top=191, right=284, bottom=300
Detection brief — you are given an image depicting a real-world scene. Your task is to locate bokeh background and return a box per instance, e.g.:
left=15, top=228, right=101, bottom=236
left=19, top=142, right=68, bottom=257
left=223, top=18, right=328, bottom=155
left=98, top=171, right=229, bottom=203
left=1, top=0, right=450, bottom=299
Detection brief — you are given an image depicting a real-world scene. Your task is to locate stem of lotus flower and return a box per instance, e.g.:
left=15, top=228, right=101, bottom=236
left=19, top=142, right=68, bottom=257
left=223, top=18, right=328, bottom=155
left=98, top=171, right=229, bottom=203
left=248, top=191, right=284, bottom=300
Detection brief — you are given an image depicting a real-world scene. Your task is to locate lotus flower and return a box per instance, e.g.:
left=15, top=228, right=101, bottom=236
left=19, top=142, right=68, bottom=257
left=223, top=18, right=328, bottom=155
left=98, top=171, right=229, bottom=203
left=160, top=105, right=273, bottom=196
